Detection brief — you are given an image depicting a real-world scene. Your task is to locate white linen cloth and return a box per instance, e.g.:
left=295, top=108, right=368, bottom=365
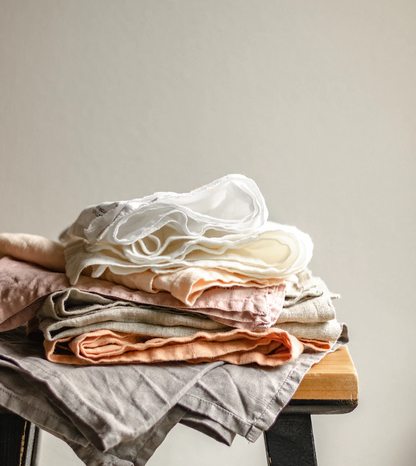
left=60, top=174, right=268, bottom=245
left=60, top=175, right=313, bottom=284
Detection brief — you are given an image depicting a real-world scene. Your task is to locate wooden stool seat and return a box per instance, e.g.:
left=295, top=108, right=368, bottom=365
left=294, top=346, right=358, bottom=401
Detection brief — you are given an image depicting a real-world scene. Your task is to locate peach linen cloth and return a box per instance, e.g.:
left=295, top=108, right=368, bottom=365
left=44, top=327, right=331, bottom=366
left=0, top=233, right=66, bottom=271
left=99, top=267, right=287, bottom=306
left=0, top=256, right=285, bottom=332
left=0, top=232, right=286, bottom=306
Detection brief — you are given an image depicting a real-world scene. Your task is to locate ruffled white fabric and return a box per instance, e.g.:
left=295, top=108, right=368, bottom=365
left=60, top=174, right=267, bottom=246
left=61, top=174, right=313, bottom=285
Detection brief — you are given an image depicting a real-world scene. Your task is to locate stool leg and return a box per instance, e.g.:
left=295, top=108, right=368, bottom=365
left=264, top=414, right=318, bottom=466
left=0, top=412, right=40, bottom=466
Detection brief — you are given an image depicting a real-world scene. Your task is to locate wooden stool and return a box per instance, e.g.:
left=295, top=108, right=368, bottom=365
left=0, top=347, right=358, bottom=466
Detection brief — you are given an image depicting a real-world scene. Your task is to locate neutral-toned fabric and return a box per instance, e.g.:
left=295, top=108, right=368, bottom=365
left=64, top=220, right=313, bottom=283
left=284, top=269, right=339, bottom=304
left=0, top=257, right=286, bottom=332
left=279, top=269, right=339, bottom=323
left=99, top=266, right=290, bottom=306
left=279, top=293, right=336, bottom=322
left=37, top=288, right=230, bottom=341
left=43, top=327, right=331, bottom=366
left=60, top=174, right=268, bottom=245
left=0, top=326, right=347, bottom=465
left=0, top=231, right=292, bottom=307
left=274, top=320, right=343, bottom=342
left=0, top=232, right=66, bottom=271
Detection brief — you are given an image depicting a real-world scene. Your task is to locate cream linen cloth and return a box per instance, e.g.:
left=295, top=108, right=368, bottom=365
left=60, top=174, right=313, bottom=283
left=274, top=320, right=342, bottom=341
left=63, top=221, right=312, bottom=284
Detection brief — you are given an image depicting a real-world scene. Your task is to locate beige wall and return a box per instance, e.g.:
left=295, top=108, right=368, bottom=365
left=1, top=1, right=415, bottom=465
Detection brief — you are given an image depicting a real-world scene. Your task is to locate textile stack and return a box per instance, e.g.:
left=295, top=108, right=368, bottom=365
left=0, top=174, right=347, bottom=466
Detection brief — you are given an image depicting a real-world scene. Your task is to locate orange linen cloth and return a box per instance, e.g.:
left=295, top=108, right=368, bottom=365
left=44, top=328, right=331, bottom=367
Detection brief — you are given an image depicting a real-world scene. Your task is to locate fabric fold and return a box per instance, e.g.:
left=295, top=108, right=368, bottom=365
left=0, top=326, right=347, bottom=466
left=0, top=231, right=293, bottom=307
left=43, top=327, right=331, bottom=366
left=98, top=266, right=290, bottom=306
left=59, top=175, right=313, bottom=284
left=36, top=289, right=230, bottom=341
left=60, top=174, right=269, bottom=245
left=64, top=221, right=313, bottom=284
left=0, top=257, right=287, bottom=332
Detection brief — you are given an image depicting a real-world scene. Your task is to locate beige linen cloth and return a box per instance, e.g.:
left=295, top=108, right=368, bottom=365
left=33, top=288, right=341, bottom=343
left=44, top=327, right=331, bottom=366
left=0, top=233, right=66, bottom=271
left=35, top=289, right=231, bottom=341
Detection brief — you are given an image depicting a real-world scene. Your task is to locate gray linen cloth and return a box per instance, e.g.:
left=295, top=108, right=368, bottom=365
left=0, top=326, right=348, bottom=466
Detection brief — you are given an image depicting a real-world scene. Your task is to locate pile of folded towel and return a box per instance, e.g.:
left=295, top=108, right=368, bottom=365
left=0, top=174, right=346, bottom=466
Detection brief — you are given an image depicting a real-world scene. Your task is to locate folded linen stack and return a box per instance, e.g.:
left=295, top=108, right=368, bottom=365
left=0, top=174, right=346, bottom=466
left=46, top=174, right=340, bottom=365
left=0, top=174, right=343, bottom=367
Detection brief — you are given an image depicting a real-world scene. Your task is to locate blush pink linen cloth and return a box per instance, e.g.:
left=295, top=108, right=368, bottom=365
left=43, top=327, right=331, bottom=366
left=0, top=257, right=286, bottom=332
left=0, top=232, right=287, bottom=306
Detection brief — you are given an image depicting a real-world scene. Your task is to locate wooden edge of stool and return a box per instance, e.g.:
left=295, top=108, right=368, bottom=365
left=289, top=346, right=359, bottom=412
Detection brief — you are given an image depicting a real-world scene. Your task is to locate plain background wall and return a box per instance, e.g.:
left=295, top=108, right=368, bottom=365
left=1, top=1, right=415, bottom=465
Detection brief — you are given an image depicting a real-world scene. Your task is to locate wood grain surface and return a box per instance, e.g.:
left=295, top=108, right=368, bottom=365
left=292, top=346, right=358, bottom=401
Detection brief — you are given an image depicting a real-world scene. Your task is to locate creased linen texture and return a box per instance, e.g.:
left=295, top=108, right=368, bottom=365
left=0, top=257, right=287, bottom=333
left=43, top=327, right=332, bottom=366
left=0, top=230, right=290, bottom=307
left=0, top=174, right=348, bottom=466
left=34, top=288, right=335, bottom=366
left=0, top=326, right=348, bottom=466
